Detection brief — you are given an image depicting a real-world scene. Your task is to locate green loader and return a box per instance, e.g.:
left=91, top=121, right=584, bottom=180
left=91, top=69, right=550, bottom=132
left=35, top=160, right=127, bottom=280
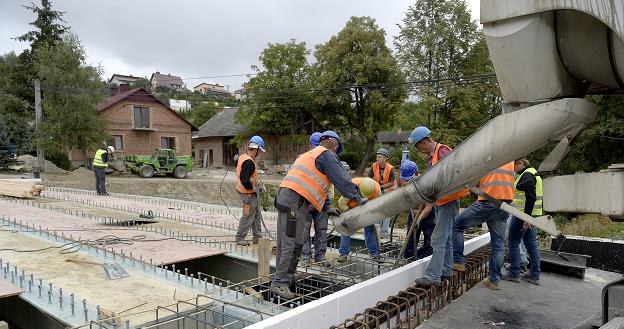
left=124, top=148, right=192, bottom=179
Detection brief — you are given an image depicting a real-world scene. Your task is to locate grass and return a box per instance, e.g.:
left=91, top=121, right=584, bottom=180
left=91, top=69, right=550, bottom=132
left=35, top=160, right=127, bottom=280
left=558, top=213, right=624, bottom=239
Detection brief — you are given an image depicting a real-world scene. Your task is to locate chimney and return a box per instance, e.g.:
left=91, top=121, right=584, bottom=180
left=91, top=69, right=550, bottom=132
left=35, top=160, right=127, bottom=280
left=110, top=85, right=119, bottom=96
left=119, top=83, right=129, bottom=93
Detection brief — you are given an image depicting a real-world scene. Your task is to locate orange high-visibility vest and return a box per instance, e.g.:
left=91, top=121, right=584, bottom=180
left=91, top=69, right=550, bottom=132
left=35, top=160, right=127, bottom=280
left=346, top=177, right=381, bottom=209
left=279, top=146, right=331, bottom=212
left=236, top=153, right=257, bottom=194
left=372, top=162, right=398, bottom=190
left=478, top=162, right=515, bottom=202
left=431, top=143, right=469, bottom=206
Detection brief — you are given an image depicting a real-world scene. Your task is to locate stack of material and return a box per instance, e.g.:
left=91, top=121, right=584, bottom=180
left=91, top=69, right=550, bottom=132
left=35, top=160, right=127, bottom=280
left=0, top=179, right=45, bottom=198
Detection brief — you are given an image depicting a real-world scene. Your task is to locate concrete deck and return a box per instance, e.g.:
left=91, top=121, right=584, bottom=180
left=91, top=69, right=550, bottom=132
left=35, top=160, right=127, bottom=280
left=0, top=280, right=22, bottom=299
left=417, top=268, right=621, bottom=329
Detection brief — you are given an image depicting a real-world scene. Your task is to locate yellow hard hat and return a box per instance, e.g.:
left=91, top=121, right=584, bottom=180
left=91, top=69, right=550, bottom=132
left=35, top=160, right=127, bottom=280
left=356, top=177, right=378, bottom=199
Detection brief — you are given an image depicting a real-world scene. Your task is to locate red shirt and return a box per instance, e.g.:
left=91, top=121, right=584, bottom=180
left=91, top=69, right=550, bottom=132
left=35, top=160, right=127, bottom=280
left=428, top=143, right=452, bottom=167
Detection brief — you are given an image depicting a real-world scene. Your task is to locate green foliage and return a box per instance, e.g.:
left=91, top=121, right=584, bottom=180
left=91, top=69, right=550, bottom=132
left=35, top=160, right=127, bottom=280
left=314, top=16, right=407, bottom=174
left=0, top=52, right=34, bottom=153
left=46, top=151, right=72, bottom=170
left=394, top=0, right=500, bottom=144
left=187, top=101, right=217, bottom=127
left=237, top=40, right=318, bottom=135
left=36, top=33, right=108, bottom=162
left=127, top=77, right=150, bottom=90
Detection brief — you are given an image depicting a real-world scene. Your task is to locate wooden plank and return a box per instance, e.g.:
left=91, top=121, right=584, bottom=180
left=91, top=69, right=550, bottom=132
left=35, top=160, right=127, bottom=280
left=0, top=279, right=24, bottom=299
left=258, top=238, right=271, bottom=283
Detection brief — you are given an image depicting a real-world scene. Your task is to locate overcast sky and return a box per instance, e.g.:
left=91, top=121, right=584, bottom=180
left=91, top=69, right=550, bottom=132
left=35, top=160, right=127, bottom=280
left=0, top=0, right=480, bottom=91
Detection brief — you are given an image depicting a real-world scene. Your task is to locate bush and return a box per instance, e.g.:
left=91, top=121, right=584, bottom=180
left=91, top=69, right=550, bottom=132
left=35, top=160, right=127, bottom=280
left=47, top=152, right=72, bottom=171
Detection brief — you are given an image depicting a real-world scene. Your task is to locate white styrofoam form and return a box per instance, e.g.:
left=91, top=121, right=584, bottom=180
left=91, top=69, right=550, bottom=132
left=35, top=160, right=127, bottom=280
left=247, top=234, right=491, bottom=329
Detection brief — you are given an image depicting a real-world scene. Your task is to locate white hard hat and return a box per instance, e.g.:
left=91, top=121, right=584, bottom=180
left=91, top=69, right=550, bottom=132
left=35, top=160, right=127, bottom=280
left=107, top=146, right=115, bottom=153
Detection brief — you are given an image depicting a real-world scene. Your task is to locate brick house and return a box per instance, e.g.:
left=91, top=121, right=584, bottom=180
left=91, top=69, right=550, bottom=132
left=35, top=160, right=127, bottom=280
left=193, top=107, right=309, bottom=168
left=69, top=86, right=195, bottom=166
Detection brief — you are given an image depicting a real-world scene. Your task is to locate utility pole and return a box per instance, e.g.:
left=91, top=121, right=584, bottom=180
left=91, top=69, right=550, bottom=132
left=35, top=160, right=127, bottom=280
left=34, top=80, right=44, bottom=175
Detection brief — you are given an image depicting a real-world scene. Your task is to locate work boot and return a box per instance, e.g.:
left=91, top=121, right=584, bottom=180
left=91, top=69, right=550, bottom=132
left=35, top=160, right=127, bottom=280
left=521, top=275, right=540, bottom=285
left=271, top=285, right=295, bottom=300
left=482, top=278, right=500, bottom=290
left=102, top=192, right=110, bottom=196
left=315, top=259, right=332, bottom=268
left=336, top=255, right=348, bottom=263
left=414, top=277, right=440, bottom=288
left=236, top=240, right=250, bottom=246
left=371, top=255, right=382, bottom=262
left=299, top=259, right=310, bottom=267
left=501, top=274, right=520, bottom=283
left=452, top=263, right=466, bottom=272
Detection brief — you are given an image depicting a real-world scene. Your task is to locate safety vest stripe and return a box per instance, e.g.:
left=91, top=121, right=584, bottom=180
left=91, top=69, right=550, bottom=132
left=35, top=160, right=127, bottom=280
left=282, top=176, right=323, bottom=205
left=289, top=164, right=329, bottom=192
left=480, top=181, right=515, bottom=188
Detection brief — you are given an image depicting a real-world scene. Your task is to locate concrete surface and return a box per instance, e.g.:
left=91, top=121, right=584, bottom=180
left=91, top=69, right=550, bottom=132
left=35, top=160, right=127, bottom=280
left=417, top=268, right=622, bottom=329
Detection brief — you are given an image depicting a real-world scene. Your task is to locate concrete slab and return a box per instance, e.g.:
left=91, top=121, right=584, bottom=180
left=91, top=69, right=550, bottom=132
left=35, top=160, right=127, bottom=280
left=417, top=268, right=621, bottom=329
left=0, top=279, right=23, bottom=299
left=0, top=200, right=226, bottom=265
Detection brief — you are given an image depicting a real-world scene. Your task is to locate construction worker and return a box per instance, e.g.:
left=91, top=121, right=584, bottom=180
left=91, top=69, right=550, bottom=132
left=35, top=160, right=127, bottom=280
left=301, top=132, right=335, bottom=267
left=234, top=135, right=266, bottom=246
left=452, top=162, right=516, bottom=290
left=400, top=160, right=436, bottom=260
left=272, top=130, right=366, bottom=299
left=93, top=146, right=114, bottom=196
left=368, top=148, right=397, bottom=238
left=337, top=177, right=382, bottom=262
left=504, top=158, right=542, bottom=285
left=409, top=126, right=468, bottom=287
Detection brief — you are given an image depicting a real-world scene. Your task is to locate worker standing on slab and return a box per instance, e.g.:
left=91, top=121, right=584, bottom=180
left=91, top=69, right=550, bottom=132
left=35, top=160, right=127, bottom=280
left=400, top=160, right=436, bottom=260
left=410, top=126, right=469, bottom=287
left=368, top=148, right=397, bottom=238
left=271, top=130, right=365, bottom=299
left=234, top=135, right=266, bottom=246
left=504, top=158, right=542, bottom=285
left=301, top=132, right=334, bottom=267
left=337, top=177, right=382, bottom=262
left=93, top=145, right=114, bottom=196
left=452, top=162, right=516, bottom=290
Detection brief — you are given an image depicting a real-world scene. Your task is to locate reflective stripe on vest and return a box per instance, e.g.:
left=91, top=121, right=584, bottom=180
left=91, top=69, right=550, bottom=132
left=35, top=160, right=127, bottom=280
left=236, top=153, right=257, bottom=194
left=477, top=162, right=515, bottom=201
left=346, top=177, right=381, bottom=209
left=279, top=146, right=331, bottom=212
left=372, top=162, right=397, bottom=190
left=431, top=143, right=469, bottom=206
left=92, top=149, right=108, bottom=168
left=512, top=167, right=543, bottom=215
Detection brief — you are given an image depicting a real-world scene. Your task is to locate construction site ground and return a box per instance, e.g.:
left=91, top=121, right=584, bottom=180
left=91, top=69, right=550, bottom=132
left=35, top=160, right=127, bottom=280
left=417, top=268, right=620, bottom=329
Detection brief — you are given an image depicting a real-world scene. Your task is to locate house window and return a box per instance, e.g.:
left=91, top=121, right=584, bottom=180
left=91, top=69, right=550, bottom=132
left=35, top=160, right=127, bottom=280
left=113, top=135, right=124, bottom=150
left=161, top=137, right=175, bottom=149
left=133, top=106, right=150, bottom=128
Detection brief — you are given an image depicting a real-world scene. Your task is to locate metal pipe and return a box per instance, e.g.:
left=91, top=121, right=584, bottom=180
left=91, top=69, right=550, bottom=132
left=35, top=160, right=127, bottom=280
left=333, top=98, right=598, bottom=235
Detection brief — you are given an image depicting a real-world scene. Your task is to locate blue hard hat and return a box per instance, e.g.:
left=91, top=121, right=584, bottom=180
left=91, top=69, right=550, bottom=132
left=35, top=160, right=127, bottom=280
left=400, top=160, right=418, bottom=181
left=320, top=130, right=343, bottom=154
left=408, top=126, right=431, bottom=146
left=249, top=135, right=266, bottom=152
left=309, top=132, right=322, bottom=147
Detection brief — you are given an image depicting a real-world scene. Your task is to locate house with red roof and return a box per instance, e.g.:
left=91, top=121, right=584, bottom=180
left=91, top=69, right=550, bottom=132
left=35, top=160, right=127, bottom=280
left=68, top=85, right=195, bottom=166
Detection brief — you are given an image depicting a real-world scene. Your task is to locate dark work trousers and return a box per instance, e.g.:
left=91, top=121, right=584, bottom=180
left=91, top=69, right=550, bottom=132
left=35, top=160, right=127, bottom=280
left=271, top=188, right=307, bottom=288
left=94, top=166, right=107, bottom=194
left=235, top=192, right=262, bottom=242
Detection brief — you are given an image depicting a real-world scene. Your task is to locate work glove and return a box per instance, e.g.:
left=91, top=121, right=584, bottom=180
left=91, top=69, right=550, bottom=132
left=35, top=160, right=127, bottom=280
left=356, top=197, right=369, bottom=206
left=326, top=208, right=341, bottom=217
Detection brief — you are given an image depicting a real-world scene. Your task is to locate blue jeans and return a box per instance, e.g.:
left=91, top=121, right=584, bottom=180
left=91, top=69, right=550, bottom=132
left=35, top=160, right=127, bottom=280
left=404, top=211, right=435, bottom=260
left=380, top=217, right=391, bottom=235
left=506, top=216, right=528, bottom=265
left=339, top=225, right=379, bottom=257
left=508, top=216, right=541, bottom=279
left=453, top=200, right=508, bottom=283
left=424, top=200, right=459, bottom=283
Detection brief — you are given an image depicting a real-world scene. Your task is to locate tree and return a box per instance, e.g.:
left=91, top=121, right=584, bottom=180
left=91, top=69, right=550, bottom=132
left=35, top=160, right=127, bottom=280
left=394, top=0, right=498, bottom=144
left=237, top=40, right=319, bottom=135
left=187, top=101, right=217, bottom=127
left=15, top=0, right=68, bottom=67
left=36, top=33, right=108, bottom=166
left=314, top=16, right=407, bottom=174
left=0, top=53, right=33, bottom=153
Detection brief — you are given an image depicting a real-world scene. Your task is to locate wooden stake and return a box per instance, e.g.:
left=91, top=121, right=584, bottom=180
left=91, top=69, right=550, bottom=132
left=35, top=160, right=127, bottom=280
left=257, top=238, right=270, bottom=283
